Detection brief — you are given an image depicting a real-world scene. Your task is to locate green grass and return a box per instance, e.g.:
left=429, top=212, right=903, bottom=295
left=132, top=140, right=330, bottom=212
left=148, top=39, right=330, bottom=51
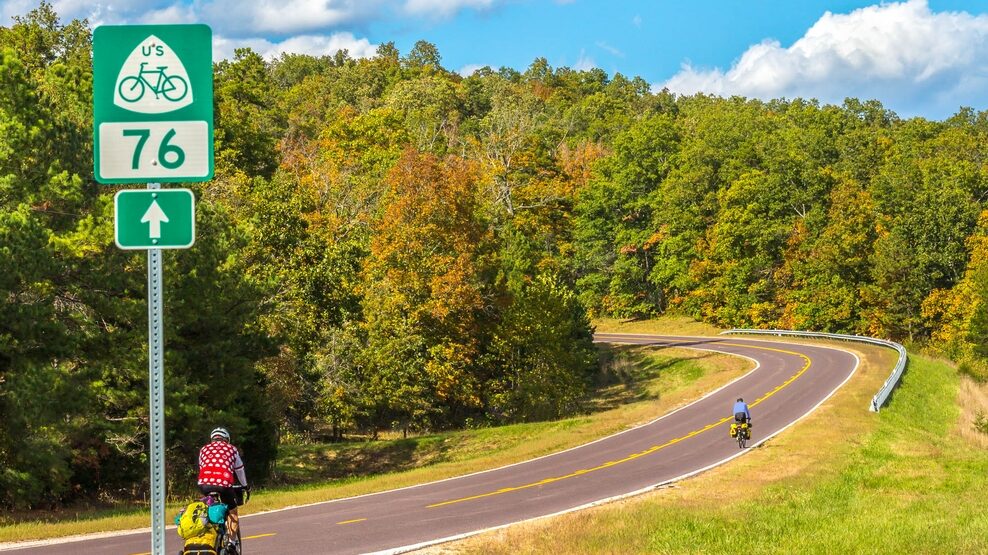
left=447, top=354, right=988, bottom=554
left=0, top=338, right=749, bottom=544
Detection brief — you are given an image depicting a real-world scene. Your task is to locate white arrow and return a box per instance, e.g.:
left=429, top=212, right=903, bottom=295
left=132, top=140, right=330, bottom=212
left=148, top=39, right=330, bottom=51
left=141, top=199, right=170, bottom=239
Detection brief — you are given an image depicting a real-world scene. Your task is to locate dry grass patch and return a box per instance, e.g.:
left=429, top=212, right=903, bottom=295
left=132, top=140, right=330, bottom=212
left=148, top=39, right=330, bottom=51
left=593, top=316, right=723, bottom=336
left=957, top=375, right=988, bottom=448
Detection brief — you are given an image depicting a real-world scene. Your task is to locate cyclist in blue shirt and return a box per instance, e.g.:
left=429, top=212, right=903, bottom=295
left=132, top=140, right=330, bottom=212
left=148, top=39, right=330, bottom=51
left=733, top=397, right=751, bottom=425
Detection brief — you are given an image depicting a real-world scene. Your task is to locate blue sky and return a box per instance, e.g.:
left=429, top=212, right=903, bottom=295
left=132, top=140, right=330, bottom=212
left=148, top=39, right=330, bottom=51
left=5, top=0, right=988, bottom=118
left=407, top=1, right=986, bottom=81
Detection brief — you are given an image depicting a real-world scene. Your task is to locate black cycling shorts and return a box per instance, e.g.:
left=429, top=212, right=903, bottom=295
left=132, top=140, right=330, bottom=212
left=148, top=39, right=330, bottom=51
left=734, top=412, right=748, bottom=423
left=198, top=484, right=243, bottom=507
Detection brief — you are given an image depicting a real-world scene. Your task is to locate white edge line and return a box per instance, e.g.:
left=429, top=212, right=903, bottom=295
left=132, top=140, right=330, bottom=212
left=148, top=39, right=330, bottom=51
left=370, top=343, right=862, bottom=555
left=0, top=527, right=163, bottom=552
left=0, top=336, right=857, bottom=552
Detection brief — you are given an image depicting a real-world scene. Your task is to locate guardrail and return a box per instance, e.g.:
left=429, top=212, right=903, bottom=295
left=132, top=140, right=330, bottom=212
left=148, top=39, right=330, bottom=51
left=720, top=329, right=907, bottom=412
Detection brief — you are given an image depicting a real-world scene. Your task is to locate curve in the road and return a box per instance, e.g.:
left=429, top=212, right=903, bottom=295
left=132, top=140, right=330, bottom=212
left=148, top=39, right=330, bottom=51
left=1, top=334, right=859, bottom=555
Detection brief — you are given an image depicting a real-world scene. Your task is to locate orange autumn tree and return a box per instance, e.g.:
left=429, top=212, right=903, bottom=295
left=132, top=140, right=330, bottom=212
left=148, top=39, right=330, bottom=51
left=359, top=149, right=492, bottom=433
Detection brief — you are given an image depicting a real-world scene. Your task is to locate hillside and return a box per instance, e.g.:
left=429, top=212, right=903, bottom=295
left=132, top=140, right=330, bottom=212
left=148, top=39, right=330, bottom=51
left=3, top=4, right=988, bottom=513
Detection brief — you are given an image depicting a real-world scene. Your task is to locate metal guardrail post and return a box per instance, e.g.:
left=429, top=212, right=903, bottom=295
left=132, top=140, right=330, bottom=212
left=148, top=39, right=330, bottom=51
left=720, top=329, right=907, bottom=412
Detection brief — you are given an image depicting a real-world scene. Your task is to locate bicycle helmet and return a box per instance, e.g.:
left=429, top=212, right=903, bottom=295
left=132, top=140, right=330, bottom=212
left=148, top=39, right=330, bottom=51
left=210, top=427, right=231, bottom=441
left=737, top=397, right=744, bottom=403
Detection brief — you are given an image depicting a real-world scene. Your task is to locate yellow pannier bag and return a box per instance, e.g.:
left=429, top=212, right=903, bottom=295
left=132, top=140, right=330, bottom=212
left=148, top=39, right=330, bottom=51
left=182, top=525, right=220, bottom=555
left=176, top=500, right=210, bottom=539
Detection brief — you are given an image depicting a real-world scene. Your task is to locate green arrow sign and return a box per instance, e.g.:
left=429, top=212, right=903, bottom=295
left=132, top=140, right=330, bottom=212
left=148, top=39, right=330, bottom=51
left=93, top=24, right=213, bottom=183
left=115, top=189, right=195, bottom=249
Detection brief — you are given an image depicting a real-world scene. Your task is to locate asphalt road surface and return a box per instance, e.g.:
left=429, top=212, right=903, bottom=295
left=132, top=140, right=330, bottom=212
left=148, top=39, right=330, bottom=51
left=2, top=334, right=858, bottom=555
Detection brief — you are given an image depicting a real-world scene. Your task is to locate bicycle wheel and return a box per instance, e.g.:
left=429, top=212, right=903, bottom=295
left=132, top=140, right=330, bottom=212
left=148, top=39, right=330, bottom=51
left=233, top=525, right=242, bottom=555
left=218, top=523, right=241, bottom=555
left=118, top=76, right=145, bottom=102
left=218, top=528, right=239, bottom=555
left=162, top=75, right=189, bottom=102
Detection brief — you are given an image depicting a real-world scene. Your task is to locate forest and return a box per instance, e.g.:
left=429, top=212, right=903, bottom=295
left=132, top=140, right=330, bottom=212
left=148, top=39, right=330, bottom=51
left=2, top=4, right=988, bottom=508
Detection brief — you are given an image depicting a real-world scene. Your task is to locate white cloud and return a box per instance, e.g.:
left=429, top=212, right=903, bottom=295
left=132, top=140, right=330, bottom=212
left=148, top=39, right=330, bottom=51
left=574, top=49, right=596, bottom=71
left=8, top=0, right=173, bottom=26
left=1, top=0, right=38, bottom=24
left=199, top=0, right=384, bottom=36
left=139, top=4, right=197, bottom=24
left=23, top=0, right=510, bottom=37
left=265, top=32, right=378, bottom=59
left=213, top=32, right=378, bottom=61
left=403, top=0, right=496, bottom=18
left=659, top=0, right=988, bottom=118
left=596, top=40, right=623, bottom=58
left=458, top=63, right=486, bottom=76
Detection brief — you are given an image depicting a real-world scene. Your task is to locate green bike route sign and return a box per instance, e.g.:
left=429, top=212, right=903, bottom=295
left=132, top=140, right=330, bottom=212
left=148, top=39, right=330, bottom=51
left=93, top=24, right=213, bottom=183
left=114, top=189, right=195, bottom=249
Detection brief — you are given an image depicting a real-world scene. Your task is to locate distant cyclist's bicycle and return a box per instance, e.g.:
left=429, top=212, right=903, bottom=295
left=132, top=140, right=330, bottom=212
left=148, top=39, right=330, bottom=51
left=181, top=485, right=249, bottom=555
left=118, top=62, right=188, bottom=103
left=736, top=422, right=750, bottom=449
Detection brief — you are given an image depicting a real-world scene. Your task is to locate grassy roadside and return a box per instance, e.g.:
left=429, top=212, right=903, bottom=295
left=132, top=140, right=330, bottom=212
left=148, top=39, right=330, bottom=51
left=593, top=316, right=724, bottom=336
left=427, top=348, right=988, bottom=554
left=0, top=333, right=748, bottom=544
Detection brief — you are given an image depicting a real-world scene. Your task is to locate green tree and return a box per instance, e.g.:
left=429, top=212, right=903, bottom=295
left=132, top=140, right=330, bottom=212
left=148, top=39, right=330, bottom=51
left=403, top=40, right=443, bottom=73
left=574, top=113, right=679, bottom=316
left=487, top=273, right=597, bottom=422
left=214, top=48, right=284, bottom=181
left=0, top=31, right=97, bottom=506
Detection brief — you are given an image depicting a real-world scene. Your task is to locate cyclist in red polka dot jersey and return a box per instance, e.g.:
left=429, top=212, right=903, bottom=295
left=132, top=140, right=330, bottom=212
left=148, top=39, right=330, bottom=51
left=198, top=427, right=248, bottom=540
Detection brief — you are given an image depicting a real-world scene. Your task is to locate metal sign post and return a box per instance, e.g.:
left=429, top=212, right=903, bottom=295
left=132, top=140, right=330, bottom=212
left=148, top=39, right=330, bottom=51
left=146, top=182, right=166, bottom=555
left=93, top=24, right=211, bottom=555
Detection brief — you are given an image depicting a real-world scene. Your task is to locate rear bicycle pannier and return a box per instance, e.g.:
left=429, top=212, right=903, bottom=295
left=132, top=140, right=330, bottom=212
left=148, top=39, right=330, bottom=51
left=182, top=524, right=220, bottom=555
left=176, top=500, right=211, bottom=539
left=207, top=503, right=228, bottom=525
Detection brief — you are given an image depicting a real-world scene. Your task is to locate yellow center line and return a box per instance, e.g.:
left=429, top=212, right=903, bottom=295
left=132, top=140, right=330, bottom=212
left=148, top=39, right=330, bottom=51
left=426, top=342, right=812, bottom=509
left=337, top=518, right=368, bottom=525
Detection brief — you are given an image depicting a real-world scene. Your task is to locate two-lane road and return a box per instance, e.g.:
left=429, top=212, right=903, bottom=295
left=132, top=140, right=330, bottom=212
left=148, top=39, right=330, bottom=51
left=2, top=334, right=858, bottom=555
